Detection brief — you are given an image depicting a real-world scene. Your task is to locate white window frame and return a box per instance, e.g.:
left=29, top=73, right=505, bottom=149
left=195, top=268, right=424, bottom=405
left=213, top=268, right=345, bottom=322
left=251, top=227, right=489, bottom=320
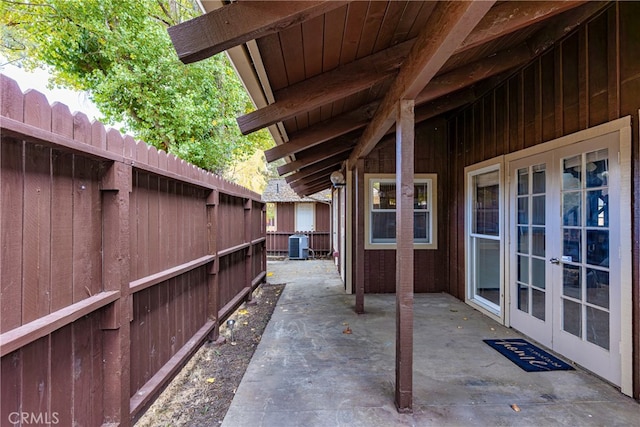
left=465, top=157, right=505, bottom=323
left=364, top=173, right=437, bottom=250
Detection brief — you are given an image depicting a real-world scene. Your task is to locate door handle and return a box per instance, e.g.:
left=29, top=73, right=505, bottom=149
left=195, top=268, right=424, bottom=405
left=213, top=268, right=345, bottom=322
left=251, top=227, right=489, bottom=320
left=549, top=257, right=560, bottom=264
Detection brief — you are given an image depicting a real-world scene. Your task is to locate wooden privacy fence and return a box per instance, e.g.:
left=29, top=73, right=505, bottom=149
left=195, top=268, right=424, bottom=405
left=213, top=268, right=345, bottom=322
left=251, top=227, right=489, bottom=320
left=0, top=75, right=266, bottom=426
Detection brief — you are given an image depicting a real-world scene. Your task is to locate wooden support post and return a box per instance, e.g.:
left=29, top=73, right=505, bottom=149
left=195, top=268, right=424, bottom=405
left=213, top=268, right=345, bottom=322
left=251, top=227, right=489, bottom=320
left=206, top=190, right=220, bottom=341
left=100, top=161, right=132, bottom=425
left=395, top=99, right=414, bottom=413
left=354, top=159, right=365, bottom=314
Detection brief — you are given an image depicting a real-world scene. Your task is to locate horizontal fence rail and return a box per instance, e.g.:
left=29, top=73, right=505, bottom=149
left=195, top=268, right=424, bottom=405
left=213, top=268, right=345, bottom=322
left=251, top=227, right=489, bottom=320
left=0, top=75, right=266, bottom=426
left=266, top=231, right=331, bottom=257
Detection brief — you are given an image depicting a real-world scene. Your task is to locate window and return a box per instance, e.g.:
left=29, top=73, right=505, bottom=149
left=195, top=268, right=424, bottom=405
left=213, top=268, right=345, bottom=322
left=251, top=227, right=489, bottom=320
left=266, top=203, right=276, bottom=231
left=465, top=161, right=503, bottom=318
left=364, top=174, right=437, bottom=250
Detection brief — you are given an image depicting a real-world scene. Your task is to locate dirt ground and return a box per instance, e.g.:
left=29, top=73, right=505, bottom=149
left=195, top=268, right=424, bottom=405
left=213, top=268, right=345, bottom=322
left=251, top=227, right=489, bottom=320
left=135, top=282, right=285, bottom=426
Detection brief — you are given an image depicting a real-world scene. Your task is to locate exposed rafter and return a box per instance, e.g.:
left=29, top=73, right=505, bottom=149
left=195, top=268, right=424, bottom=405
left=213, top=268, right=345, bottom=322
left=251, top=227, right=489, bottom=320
left=285, top=152, right=350, bottom=184
left=347, top=1, right=495, bottom=169
left=265, top=44, right=528, bottom=165
left=237, top=40, right=413, bottom=135
left=457, top=0, right=586, bottom=52
left=236, top=0, right=585, bottom=137
left=169, top=1, right=347, bottom=64
left=277, top=134, right=357, bottom=175
left=264, top=102, right=378, bottom=163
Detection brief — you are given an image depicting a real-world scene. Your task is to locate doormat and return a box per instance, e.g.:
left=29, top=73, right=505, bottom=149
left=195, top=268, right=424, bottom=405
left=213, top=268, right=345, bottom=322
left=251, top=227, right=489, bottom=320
left=483, top=338, right=575, bottom=372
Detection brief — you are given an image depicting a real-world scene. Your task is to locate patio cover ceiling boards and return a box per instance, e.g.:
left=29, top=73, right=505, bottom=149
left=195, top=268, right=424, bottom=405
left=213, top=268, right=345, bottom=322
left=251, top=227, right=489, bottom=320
left=171, top=1, right=605, bottom=196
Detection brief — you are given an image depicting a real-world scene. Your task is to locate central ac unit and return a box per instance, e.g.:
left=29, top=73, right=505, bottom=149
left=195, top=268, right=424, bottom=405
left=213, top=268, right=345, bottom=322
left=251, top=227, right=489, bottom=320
left=288, top=234, right=309, bottom=260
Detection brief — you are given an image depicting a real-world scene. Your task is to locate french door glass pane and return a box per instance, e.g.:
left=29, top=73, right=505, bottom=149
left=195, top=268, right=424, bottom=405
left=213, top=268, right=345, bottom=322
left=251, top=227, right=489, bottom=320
left=586, top=306, right=610, bottom=350
left=563, top=228, right=581, bottom=263
left=517, top=168, right=528, bottom=195
left=518, top=226, right=529, bottom=254
left=518, top=255, right=529, bottom=284
left=532, top=164, right=546, bottom=193
left=586, top=268, right=609, bottom=309
left=532, top=289, right=545, bottom=321
left=563, top=265, right=581, bottom=299
left=517, top=197, right=528, bottom=224
left=531, top=258, right=545, bottom=289
left=586, top=230, right=609, bottom=267
left=586, top=190, right=608, bottom=227
left=532, top=195, right=545, bottom=225
left=586, top=149, right=608, bottom=187
left=563, top=299, right=582, bottom=337
left=531, top=227, right=545, bottom=256
left=518, top=283, right=529, bottom=312
left=563, top=192, right=581, bottom=226
left=563, top=156, right=581, bottom=190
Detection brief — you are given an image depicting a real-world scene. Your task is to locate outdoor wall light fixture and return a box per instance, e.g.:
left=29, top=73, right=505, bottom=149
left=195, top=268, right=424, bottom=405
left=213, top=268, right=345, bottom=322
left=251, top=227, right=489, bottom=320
left=330, top=171, right=346, bottom=187
left=226, top=319, right=236, bottom=345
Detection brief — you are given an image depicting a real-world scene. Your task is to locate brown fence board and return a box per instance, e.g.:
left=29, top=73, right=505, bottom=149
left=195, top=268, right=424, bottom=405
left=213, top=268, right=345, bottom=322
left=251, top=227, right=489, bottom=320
left=72, top=156, right=102, bottom=300
left=73, top=315, right=94, bottom=424
left=21, top=337, right=50, bottom=421
left=1, top=139, right=24, bottom=332
left=22, top=143, right=52, bottom=322
left=51, top=150, right=74, bottom=311
left=51, top=326, right=73, bottom=426
left=0, top=349, right=21, bottom=423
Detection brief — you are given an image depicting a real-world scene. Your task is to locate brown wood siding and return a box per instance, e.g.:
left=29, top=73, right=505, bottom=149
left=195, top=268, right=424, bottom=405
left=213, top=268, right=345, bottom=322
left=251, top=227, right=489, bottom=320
left=266, top=201, right=332, bottom=256
left=0, top=75, right=267, bottom=424
left=315, top=202, right=331, bottom=231
left=445, top=2, right=640, bottom=398
left=362, top=118, right=449, bottom=293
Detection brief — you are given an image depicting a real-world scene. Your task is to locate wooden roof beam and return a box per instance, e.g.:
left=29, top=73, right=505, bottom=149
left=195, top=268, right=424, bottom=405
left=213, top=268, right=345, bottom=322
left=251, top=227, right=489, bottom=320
left=290, top=174, right=333, bottom=194
left=347, top=0, right=495, bottom=169
left=276, top=134, right=357, bottom=175
left=285, top=152, right=349, bottom=184
left=238, top=40, right=413, bottom=135
left=296, top=180, right=333, bottom=197
left=458, top=0, right=587, bottom=52
left=265, top=43, right=528, bottom=164
left=169, top=1, right=347, bottom=64
left=264, top=102, right=378, bottom=162
left=237, top=0, right=584, bottom=136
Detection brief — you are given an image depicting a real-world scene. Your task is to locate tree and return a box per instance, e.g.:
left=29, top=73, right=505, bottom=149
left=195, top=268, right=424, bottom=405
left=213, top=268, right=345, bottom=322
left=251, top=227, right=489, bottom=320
left=0, top=0, right=272, bottom=174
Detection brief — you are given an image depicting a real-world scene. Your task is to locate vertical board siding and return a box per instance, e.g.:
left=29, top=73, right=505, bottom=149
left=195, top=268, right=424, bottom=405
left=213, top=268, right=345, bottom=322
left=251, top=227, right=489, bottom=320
left=0, top=75, right=266, bottom=424
left=362, top=120, right=449, bottom=293
left=445, top=2, right=639, bottom=398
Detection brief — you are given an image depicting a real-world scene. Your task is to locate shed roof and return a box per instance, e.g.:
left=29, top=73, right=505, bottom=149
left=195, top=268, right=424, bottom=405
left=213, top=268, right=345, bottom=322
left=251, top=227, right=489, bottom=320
left=262, top=178, right=331, bottom=203
left=170, top=1, right=608, bottom=195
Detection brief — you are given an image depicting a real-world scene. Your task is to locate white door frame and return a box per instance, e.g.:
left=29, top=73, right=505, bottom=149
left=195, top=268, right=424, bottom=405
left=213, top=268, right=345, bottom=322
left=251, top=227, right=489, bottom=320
left=503, top=116, right=632, bottom=396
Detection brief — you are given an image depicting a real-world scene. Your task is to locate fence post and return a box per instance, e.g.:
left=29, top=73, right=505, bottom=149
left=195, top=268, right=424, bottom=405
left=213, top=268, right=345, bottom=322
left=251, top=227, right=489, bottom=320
left=100, top=160, right=132, bottom=426
left=244, top=198, right=254, bottom=301
left=206, top=190, right=220, bottom=341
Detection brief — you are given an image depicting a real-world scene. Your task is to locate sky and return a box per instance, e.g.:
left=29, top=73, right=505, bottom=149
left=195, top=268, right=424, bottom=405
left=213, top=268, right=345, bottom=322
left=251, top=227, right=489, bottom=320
left=1, top=60, right=103, bottom=122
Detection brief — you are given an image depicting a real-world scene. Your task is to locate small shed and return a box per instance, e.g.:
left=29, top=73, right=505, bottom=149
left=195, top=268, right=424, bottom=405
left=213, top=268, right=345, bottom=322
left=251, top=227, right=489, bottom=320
left=262, top=178, right=331, bottom=257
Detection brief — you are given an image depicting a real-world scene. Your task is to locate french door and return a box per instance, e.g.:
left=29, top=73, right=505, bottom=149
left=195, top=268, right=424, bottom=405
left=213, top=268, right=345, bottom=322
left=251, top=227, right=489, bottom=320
left=508, top=131, right=622, bottom=387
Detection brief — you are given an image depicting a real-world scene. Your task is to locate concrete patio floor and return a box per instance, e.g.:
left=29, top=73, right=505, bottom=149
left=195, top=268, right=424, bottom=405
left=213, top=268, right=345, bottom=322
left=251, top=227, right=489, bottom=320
left=222, top=260, right=639, bottom=427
